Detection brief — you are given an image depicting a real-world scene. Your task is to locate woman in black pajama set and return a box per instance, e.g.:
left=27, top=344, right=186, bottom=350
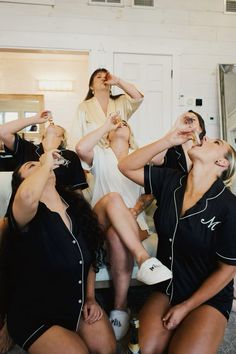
left=1, top=150, right=116, bottom=354
left=119, top=124, right=236, bottom=354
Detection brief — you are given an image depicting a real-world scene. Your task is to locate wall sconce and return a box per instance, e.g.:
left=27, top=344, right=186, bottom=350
left=38, top=80, right=74, bottom=91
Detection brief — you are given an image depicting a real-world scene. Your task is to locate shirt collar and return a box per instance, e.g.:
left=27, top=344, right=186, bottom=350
left=175, top=176, right=226, bottom=219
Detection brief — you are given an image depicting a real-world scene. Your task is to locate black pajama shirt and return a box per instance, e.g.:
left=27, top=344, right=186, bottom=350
left=144, top=165, right=236, bottom=319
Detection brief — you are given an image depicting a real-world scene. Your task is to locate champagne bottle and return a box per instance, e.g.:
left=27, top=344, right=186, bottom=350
left=126, top=317, right=141, bottom=354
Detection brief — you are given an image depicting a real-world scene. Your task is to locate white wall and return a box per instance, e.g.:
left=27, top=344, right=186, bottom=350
left=1, top=0, right=236, bottom=137
left=0, top=52, right=89, bottom=133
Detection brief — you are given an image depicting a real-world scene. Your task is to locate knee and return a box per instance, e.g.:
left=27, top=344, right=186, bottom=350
left=106, top=227, right=119, bottom=241
left=103, top=192, right=123, bottom=208
left=95, top=340, right=116, bottom=354
left=140, top=339, right=165, bottom=354
left=141, top=346, right=163, bottom=354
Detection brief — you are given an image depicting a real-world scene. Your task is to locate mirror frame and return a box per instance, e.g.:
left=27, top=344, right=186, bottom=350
left=218, top=64, right=227, bottom=140
left=218, top=64, right=236, bottom=146
left=0, top=94, right=45, bottom=143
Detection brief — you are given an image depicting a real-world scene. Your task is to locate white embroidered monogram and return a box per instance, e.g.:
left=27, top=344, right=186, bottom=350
left=200, top=216, right=221, bottom=231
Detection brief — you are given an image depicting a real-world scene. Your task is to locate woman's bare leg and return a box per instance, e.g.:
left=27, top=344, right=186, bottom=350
left=106, top=226, right=134, bottom=310
left=94, top=193, right=150, bottom=266
left=168, top=305, right=227, bottom=354
left=139, top=292, right=172, bottom=354
left=107, top=225, right=148, bottom=310
left=28, top=325, right=89, bottom=354
left=78, top=311, right=116, bottom=354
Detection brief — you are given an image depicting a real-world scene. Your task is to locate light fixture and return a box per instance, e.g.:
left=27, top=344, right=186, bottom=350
left=38, top=80, right=74, bottom=91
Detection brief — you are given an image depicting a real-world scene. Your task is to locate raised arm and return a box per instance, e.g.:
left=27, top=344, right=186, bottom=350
left=13, top=150, right=59, bottom=228
left=118, top=125, right=195, bottom=186
left=151, top=112, right=193, bottom=165
left=105, top=72, right=143, bottom=100
left=75, top=112, right=121, bottom=166
left=0, top=111, right=51, bottom=151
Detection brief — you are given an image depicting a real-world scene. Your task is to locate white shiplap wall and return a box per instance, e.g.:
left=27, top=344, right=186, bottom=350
left=0, top=0, right=236, bottom=137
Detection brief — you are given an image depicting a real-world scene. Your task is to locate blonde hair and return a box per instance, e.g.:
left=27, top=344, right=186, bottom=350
left=221, top=142, right=236, bottom=188
left=56, top=125, right=67, bottom=149
left=102, top=121, right=138, bottom=150
left=42, top=125, right=67, bottom=149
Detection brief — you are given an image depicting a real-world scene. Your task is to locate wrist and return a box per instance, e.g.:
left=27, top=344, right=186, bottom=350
left=40, top=161, right=52, bottom=173
left=114, top=77, right=120, bottom=86
left=27, top=116, right=38, bottom=126
left=182, top=299, right=195, bottom=312
left=162, top=134, right=174, bottom=148
left=86, top=295, right=95, bottom=302
left=132, top=208, right=139, bottom=217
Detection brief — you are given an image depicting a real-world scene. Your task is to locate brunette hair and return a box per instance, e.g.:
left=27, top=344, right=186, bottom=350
left=188, top=110, right=206, bottom=140
left=85, top=68, right=123, bottom=101
left=8, top=165, right=106, bottom=272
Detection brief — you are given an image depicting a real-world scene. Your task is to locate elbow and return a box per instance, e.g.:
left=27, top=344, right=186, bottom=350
left=118, top=159, right=127, bottom=176
left=18, top=189, right=38, bottom=209
left=151, top=157, right=164, bottom=166
left=75, top=143, right=85, bottom=159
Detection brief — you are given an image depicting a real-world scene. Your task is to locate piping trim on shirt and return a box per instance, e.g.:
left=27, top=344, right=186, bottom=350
left=22, top=324, right=45, bottom=349
left=166, top=178, right=184, bottom=300
left=149, top=164, right=154, bottom=195
left=168, top=176, right=226, bottom=302
left=180, top=185, right=226, bottom=220
left=62, top=204, right=85, bottom=332
left=60, top=196, right=84, bottom=330
left=174, top=148, right=186, bottom=173
left=216, top=252, right=236, bottom=261
left=72, top=182, right=88, bottom=188
left=35, top=145, right=41, bottom=158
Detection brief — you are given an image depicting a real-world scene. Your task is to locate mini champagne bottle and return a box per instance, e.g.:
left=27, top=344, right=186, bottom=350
left=127, top=318, right=140, bottom=354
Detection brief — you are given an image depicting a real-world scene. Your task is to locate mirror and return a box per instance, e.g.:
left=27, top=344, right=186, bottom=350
left=218, top=64, right=236, bottom=150
left=0, top=94, right=44, bottom=170
left=0, top=94, right=44, bottom=149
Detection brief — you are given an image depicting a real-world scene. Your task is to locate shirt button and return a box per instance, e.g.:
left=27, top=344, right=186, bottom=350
left=78, top=280, right=82, bottom=284
left=78, top=299, right=82, bottom=303
left=169, top=256, right=172, bottom=260
left=169, top=238, right=172, bottom=242
left=79, top=260, right=83, bottom=264
left=72, top=240, right=76, bottom=244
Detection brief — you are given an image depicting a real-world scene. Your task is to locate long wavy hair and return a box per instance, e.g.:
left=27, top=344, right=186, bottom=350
left=85, top=68, right=123, bottom=101
left=58, top=187, right=106, bottom=273
left=0, top=166, right=106, bottom=321
left=11, top=166, right=106, bottom=272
